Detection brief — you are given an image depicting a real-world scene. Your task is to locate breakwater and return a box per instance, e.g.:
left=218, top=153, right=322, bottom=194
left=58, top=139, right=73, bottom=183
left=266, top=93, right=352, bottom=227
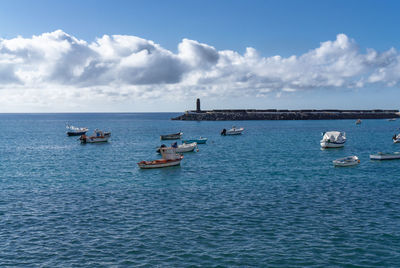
left=172, top=109, right=400, bottom=121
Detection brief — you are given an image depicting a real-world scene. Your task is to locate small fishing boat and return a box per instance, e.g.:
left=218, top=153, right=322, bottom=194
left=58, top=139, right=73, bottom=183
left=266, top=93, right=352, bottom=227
left=80, top=129, right=111, bottom=143
left=393, top=134, right=400, bottom=143
left=221, top=127, right=244, bottom=135
left=138, top=147, right=183, bottom=169
left=387, top=118, right=397, bottom=121
left=320, top=131, right=346, bottom=148
left=370, top=152, right=400, bottom=160
left=160, top=132, right=183, bottom=140
left=355, top=119, right=361, bottom=125
left=182, top=137, right=208, bottom=144
left=157, top=142, right=197, bottom=153
left=66, top=124, right=88, bottom=136
left=333, top=156, right=360, bottom=167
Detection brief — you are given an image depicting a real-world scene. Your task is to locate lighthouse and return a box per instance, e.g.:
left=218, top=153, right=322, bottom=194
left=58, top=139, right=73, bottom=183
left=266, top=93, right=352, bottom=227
left=196, top=98, right=201, bottom=113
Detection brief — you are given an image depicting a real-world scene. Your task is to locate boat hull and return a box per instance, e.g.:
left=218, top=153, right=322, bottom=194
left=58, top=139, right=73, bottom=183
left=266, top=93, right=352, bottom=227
left=81, top=137, right=110, bottom=143
left=137, top=159, right=182, bottom=169
left=160, top=133, right=183, bottom=140
left=67, top=131, right=87, bottom=136
left=394, top=139, right=400, bottom=144
left=333, top=156, right=360, bottom=167
left=370, top=153, right=400, bottom=160
left=321, top=141, right=345, bottom=148
left=182, top=139, right=207, bottom=144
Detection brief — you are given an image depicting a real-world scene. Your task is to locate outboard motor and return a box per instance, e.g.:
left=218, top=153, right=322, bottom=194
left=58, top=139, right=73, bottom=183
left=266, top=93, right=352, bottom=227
left=221, top=128, right=227, bottom=136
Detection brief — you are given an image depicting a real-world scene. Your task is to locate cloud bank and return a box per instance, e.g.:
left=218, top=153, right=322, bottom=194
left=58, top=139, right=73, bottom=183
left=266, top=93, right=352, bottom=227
left=0, top=30, right=399, bottom=110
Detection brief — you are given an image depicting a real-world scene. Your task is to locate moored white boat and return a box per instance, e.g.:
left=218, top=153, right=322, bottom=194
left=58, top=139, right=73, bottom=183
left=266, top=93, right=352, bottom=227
left=393, top=134, right=400, bottom=143
left=160, top=132, right=183, bottom=140
left=320, top=131, right=346, bottom=148
left=370, top=152, right=400, bottom=160
left=66, top=124, right=88, bottom=136
left=221, top=127, right=244, bottom=135
left=80, top=129, right=111, bottom=143
left=157, top=142, right=197, bottom=153
left=388, top=118, right=397, bottom=121
left=138, top=147, right=183, bottom=169
left=333, top=156, right=360, bottom=167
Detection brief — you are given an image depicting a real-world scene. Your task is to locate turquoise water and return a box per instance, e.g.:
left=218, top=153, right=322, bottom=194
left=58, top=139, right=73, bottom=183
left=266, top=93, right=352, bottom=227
left=1, top=113, right=400, bottom=267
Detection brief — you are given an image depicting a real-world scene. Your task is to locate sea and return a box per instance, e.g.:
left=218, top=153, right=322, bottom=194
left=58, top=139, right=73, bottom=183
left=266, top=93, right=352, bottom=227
left=1, top=113, right=400, bottom=267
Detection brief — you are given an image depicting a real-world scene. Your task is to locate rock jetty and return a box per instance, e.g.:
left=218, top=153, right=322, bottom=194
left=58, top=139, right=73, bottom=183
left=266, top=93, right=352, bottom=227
left=172, top=99, right=400, bottom=121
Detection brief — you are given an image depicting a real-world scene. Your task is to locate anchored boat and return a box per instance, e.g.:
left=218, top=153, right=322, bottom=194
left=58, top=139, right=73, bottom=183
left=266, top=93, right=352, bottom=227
left=333, top=156, right=360, bottom=167
left=182, top=137, right=208, bottom=144
left=138, top=147, right=184, bottom=169
left=221, top=127, right=244, bottom=135
left=320, top=131, right=346, bottom=148
left=157, top=142, right=197, bottom=153
left=370, top=152, right=400, bottom=160
left=160, top=132, right=183, bottom=140
left=66, top=124, right=88, bottom=136
left=393, top=134, right=400, bottom=143
left=80, top=129, right=111, bottom=143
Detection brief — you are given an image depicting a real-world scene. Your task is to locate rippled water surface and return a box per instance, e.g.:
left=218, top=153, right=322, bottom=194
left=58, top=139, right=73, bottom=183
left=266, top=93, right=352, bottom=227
left=1, top=113, right=400, bottom=267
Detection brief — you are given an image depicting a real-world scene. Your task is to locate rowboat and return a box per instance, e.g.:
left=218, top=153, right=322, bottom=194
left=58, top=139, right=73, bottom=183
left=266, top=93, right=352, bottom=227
left=66, top=124, right=88, bottom=136
left=160, top=132, right=183, bottom=140
left=138, top=147, right=183, bottom=169
left=157, top=142, right=197, bottom=153
left=221, top=127, right=244, bottom=135
left=333, top=156, right=360, bottom=167
left=182, top=137, right=207, bottom=144
left=393, top=134, right=400, bottom=143
left=320, top=131, right=346, bottom=148
left=80, top=129, right=111, bottom=143
left=370, top=152, right=400, bottom=160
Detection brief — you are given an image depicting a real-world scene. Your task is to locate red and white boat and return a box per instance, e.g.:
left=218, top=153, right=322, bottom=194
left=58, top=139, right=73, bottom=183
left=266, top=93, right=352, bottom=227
left=80, top=129, right=111, bottom=143
left=138, top=147, right=183, bottom=169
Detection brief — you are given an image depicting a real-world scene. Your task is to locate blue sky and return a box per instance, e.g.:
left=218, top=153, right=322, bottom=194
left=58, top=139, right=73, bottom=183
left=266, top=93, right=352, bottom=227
left=0, top=0, right=399, bottom=112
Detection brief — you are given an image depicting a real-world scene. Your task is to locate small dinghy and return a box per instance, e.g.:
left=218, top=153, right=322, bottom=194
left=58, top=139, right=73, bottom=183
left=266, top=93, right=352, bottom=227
left=333, top=156, right=360, bottom=167
left=320, top=131, right=346, bottom=148
left=182, top=137, right=208, bottom=144
left=370, top=152, right=400, bottom=160
left=157, top=142, right=197, bottom=153
left=221, top=127, right=244, bottom=136
left=66, top=124, right=88, bottom=136
left=80, top=129, right=111, bottom=143
left=392, top=134, right=400, bottom=143
left=160, top=132, right=183, bottom=140
left=138, top=147, right=183, bottom=169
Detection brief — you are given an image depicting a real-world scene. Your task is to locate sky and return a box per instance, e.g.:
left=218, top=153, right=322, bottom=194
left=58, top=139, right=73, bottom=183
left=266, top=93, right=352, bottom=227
left=0, top=0, right=400, bottom=112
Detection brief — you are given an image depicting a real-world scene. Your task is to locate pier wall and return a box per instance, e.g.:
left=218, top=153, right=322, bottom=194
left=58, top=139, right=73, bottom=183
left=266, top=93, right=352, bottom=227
left=171, top=110, right=400, bottom=121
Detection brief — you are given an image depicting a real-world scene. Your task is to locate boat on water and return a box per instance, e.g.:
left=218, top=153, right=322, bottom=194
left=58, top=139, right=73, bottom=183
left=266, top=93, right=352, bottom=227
left=320, top=131, right=346, bottom=148
left=221, top=127, right=244, bottom=135
left=393, top=134, right=400, bottom=143
left=388, top=118, right=397, bottom=121
left=333, top=156, right=360, bottom=167
left=138, top=147, right=184, bottom=169
left=160, top=132, right=183, bottom=140
left=66, top=124, right=88, bottom=136
left=80, top=129, right=111, bottom=143
left=182, top=137, right=208, bottom=144
left=370, top=152, right=400, bottom=160
left=355, top=119, right=361, bottom=125
left=157, top=142, right=197, bottom=153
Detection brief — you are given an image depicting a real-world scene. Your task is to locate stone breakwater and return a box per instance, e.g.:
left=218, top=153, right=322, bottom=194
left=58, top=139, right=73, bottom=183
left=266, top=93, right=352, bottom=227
left=172, top=109, right=400, bottom=121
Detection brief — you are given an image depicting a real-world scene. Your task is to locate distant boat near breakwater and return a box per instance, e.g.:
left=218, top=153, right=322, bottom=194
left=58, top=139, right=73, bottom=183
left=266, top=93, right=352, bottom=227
left=172, top=99, right=400, bottom=121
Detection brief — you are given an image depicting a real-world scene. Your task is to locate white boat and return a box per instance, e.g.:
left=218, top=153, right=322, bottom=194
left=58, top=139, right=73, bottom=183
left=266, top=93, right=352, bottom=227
left=355, top=119, right=361, bottom=125
left=393, top=134, right=400, bottom=143
left=320, top=131, right=346, bottom=148
left=333, top=156, right=360, bottom=167
left=80, top=129, right=111, bottom=143
left=138, top=147, right=183, bottom=169
left=388, top=118, right=397, bottom=121
left=221, top=126, right=244, bottom=135
left=160, top=132, right=183, bottom=140
left=157, top=142, right=197, bottom=153
left=370, top=152, right=400, bottom=160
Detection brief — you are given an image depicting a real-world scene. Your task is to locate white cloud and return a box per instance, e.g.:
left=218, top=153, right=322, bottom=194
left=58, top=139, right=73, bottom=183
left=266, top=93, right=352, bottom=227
left=0, top=30, right=400, bottom=111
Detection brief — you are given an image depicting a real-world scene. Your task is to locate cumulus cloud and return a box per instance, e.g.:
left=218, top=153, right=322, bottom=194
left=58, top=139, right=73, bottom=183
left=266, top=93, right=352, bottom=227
left=0, top=30, right=400, bottom=110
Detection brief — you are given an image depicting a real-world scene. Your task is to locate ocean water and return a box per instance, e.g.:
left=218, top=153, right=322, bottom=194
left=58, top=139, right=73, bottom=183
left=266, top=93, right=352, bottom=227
left=1, top=113, right=400, bottom=267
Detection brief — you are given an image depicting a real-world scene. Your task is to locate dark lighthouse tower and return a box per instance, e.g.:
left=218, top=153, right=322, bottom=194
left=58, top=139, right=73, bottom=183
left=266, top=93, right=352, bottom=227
left=196, top=98, right=201, bottom=113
